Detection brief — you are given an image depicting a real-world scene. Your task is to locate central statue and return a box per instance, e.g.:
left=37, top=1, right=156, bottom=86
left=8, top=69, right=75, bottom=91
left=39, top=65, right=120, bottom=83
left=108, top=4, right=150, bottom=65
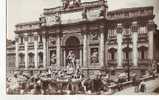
left=66, top=50, right=76, bottom=68
left=66, top=50, right=80, bottom=76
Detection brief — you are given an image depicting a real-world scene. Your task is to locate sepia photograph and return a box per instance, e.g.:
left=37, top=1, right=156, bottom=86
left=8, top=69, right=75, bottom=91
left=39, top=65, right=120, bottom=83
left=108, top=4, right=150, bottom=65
left=6, top=0, right=159, bottom=95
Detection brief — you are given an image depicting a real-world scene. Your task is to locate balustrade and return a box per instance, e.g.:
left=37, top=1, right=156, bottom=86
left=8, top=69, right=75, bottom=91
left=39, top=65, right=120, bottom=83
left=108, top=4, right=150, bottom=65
left=122, top=59, right=133, bottom=66
left=38, top=62, right=44, bottom=68
left=108, top=60, right=117, bottom=65
left=28, top=62, right=35, bottom=68
left=138, top=59, right=151, bottom=65
left=19, top=62, right=25, bottom=68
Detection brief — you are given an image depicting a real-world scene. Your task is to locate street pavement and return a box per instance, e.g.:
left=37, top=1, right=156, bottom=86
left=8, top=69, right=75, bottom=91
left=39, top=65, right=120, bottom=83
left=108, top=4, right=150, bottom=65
left=114, top=77, right=159, bottom=95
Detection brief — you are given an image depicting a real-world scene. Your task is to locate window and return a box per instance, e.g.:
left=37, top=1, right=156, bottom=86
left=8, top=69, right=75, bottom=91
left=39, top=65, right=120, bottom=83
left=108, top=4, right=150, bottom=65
left=108, top=29, right=116, bottom=38
left=139, top=27, right=147, bottom=34
left=111, top=52, right=115, bottom=60
left=124, top=13, right=129, bottom=17
left=138, top=46, right=148, bottom=60
left=39, top=52, right=43, bottom=63
left=28, top=53, right=34, bottom=64
left=39, top=35, right=43, bottom=43
left=123, top=48, right=132, bottom=60
left=29, top=35, right=34, bottom=43
left=20, top=37, right=24, bottom=44
left=108, top=48, right=117, bottom=60
left=19, top=54, right=24, bottom=64
left=140, top=10, right=144, bottom=15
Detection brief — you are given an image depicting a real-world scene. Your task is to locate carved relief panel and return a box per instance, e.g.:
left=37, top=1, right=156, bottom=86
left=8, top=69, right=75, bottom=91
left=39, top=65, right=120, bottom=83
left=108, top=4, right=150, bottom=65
left=90, top=32, right=99, bottom=40
left=45, top=13, right=61, bottom=26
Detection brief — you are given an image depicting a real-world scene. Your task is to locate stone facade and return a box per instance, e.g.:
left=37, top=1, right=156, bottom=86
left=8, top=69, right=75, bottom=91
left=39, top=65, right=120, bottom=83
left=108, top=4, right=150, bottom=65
left=7, top=0, right=159, bottom=77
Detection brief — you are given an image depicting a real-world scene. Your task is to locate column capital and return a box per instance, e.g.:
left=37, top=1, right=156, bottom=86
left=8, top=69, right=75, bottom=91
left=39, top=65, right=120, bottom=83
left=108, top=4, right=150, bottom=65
left=131, top=21, right=138, bottom=32
left=147, top=20, right=156, bottom=31
left=116, top=23, right=123, bottom=33
left=81, top=32, right=89, bottom=36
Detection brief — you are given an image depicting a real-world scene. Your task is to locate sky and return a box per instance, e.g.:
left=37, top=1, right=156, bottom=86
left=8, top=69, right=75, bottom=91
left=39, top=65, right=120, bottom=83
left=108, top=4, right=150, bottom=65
left=7, top=0, right=159, bottom=40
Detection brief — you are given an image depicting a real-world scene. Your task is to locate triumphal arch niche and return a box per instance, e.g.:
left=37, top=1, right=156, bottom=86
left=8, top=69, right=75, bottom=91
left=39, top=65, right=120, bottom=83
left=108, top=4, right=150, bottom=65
left=42, top=0, right=108, bottom=76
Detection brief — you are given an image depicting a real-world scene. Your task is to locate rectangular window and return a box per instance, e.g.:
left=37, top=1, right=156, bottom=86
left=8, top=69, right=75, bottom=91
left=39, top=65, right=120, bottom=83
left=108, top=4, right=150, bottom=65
left=138, top=50, right=148, bottom=60
left=20, top=37, right=24, bottom=44
left=39, top=35, right=43, bottom=43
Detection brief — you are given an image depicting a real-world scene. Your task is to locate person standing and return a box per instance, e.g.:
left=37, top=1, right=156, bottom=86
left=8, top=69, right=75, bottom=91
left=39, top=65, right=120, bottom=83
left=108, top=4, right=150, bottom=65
left=139, top=80, right=146, bottom=92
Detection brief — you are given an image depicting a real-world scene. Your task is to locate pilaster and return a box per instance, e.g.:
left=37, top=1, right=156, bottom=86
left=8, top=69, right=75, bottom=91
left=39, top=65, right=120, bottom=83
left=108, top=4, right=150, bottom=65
left=34, top=32, right=38, bottom=68
left=56, top=34, right=61, bottom=67
left=131, top=21, right=138, bottom=67
left=116, top=23, right=123, bottom=68
left=24, top=33, right=28, bottom=69
left=83, top=33, right=88, bottom=68
left=43, top=34, right=46, bottom=68
left=147, top=20, right=155, bottom=60
left=15, top=35, right=19, bottom=68
left=99, top=32, right=105, bottom=67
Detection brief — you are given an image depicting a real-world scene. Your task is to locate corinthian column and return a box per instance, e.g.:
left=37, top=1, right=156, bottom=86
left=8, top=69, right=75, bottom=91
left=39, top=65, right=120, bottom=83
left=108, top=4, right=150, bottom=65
left=131, top=21, right=138, bottom=67
left=15, top=35, right=19, bottom=68
left=80, top=48, right=83, bottom=66
left=116, top=23, right=123, bottom=68
left=83, top=33, right=88, bottom=68
left=24, top=33, right=28, bottom=69
left=99, top=32, right=105, bottom=67
left=56, top=34, right=61, bottom=67
left=147, top=20, right=155, bottom=61
left=34, top=32, right=38, bottom=68
left=43, top=34, right=46, bottom=68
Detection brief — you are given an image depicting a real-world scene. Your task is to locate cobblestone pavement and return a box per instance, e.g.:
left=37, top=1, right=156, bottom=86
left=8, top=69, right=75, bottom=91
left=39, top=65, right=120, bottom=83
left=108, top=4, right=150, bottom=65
left=114, top=77, right=159, bottom=95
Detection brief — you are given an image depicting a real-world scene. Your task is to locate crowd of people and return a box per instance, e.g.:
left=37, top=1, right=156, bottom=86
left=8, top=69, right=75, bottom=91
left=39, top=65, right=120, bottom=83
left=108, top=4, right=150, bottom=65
left=6, top=69, right=112, bottom=95
left=6, top=68, right=159, bottom=95
left=6, top=58, right=159, bottom=95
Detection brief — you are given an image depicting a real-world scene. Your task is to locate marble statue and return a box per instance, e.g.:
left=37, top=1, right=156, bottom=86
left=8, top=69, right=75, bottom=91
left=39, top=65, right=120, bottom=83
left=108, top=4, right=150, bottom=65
left=51, top=52, right=56, bottom=64
left=82, top=7, right=87, bottom=19
left=91, top=49, right=98, bottom=63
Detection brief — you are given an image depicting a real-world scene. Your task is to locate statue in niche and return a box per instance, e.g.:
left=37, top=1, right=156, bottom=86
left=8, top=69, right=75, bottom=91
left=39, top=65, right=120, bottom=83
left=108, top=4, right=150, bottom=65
left=66, top=50, right=76, bottom=68
left=66, top=50, right=77, bottom=75
left=91, top=48, right=99, bottom=63
left=50, top=51, right=56, bottom=64
left=82, top=7, right=87, bottom=19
